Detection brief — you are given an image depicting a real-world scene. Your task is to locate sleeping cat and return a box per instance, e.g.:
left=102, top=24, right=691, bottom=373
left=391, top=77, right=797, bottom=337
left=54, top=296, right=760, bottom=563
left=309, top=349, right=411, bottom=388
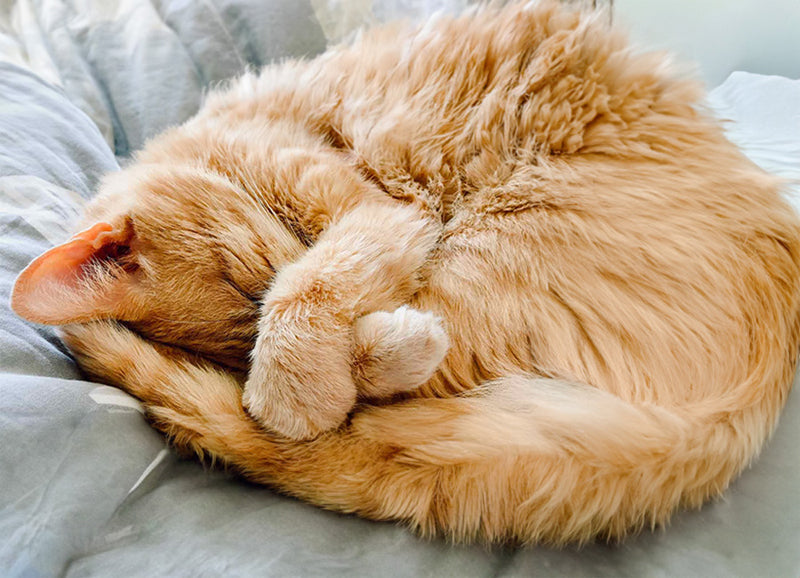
left=11, top=1, right=800, bottom=545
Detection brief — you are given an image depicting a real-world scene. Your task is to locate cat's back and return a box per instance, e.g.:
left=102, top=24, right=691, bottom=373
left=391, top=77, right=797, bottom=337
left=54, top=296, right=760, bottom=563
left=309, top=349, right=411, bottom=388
left=192, top=2, right=714, bottom=211
left=196, top=2, right=641, bottom=162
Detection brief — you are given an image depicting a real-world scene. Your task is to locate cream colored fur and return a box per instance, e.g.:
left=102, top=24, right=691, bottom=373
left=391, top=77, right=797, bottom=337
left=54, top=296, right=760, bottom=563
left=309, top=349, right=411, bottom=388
left=11, top=1, right=800, bottom=544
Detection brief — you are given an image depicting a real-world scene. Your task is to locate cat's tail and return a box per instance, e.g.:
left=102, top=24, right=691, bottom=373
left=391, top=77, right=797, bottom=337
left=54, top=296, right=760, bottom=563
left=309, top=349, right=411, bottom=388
left=62, top=321, right=794, bottom=545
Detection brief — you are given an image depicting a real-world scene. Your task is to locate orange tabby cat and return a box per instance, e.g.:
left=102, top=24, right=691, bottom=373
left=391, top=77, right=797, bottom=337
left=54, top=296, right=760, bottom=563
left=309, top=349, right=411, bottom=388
left=11, top=1, right=800, bottom=544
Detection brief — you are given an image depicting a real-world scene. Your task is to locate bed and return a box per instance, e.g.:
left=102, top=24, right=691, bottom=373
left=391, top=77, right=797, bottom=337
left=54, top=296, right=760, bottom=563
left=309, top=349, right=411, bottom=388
left=1, top=1, right=798, bottom=576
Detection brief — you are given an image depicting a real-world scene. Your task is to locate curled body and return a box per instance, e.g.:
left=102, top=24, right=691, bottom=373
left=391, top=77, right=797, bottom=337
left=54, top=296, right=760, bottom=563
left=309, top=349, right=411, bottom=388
left=12, top=1, right=800, bottom=544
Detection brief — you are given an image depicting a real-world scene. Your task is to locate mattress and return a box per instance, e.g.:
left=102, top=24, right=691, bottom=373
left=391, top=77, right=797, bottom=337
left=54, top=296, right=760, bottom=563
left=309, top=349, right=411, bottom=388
left=1, top=1, right=798, bottom=576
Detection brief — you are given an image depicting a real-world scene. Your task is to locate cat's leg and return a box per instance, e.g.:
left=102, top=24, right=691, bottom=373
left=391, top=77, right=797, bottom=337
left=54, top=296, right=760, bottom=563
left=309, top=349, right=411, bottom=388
left=353, top=306, right=449, bottom=400
left=243, top=202, right=440, bottom=440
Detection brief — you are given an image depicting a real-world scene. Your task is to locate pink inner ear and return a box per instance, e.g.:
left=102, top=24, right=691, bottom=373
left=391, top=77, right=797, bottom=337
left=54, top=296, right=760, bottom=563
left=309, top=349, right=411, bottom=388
left=11, top=222, right=131, bottom=325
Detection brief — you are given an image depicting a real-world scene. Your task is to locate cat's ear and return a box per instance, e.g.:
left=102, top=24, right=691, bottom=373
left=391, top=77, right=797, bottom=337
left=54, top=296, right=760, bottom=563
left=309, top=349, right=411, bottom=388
left=11, top=221, right=139, bottom=325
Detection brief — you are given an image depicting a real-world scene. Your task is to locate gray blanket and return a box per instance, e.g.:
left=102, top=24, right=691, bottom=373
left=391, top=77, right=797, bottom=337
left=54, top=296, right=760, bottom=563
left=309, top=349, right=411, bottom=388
left=1, top=1, right=798, bottom=576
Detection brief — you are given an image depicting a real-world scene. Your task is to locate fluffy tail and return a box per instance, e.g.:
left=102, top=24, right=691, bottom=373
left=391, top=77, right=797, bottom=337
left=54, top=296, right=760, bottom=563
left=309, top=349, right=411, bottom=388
left=61, top=320, right=795, bottom=545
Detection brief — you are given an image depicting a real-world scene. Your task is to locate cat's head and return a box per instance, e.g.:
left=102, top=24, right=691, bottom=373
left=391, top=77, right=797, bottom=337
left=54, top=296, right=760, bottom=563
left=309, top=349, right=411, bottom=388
left=10, top=162, right=305, bottom=370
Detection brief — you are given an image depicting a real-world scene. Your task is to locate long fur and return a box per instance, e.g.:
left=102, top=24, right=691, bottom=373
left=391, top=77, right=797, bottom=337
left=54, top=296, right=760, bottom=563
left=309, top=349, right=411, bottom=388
left=21, top=1, right=800, bottom=544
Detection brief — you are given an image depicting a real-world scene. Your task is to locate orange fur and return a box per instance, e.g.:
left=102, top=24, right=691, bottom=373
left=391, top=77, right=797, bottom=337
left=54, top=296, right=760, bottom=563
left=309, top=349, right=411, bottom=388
left=12, top=1, right=800, bottom=544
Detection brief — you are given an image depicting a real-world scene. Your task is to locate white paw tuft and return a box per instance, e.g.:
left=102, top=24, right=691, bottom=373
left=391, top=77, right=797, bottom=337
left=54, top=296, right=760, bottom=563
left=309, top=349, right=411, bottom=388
left=353, top=305, right=450, bottom=398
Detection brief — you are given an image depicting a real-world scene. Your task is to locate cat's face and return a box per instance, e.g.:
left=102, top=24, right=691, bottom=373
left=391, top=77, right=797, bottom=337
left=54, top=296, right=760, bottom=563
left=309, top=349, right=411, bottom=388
left=11, top=162, right=304, bottom=370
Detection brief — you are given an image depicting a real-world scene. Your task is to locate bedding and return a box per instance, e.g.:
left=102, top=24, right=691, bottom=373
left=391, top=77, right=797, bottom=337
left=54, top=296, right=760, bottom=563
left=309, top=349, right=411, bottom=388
left=0, top=1, right=798, bottom=576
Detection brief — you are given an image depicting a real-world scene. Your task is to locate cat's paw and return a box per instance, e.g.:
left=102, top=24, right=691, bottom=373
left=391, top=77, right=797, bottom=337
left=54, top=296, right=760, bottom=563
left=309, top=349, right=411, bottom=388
left=243, top=307, right=357, bottom=441
left=352, top=306, right=450, bottom=399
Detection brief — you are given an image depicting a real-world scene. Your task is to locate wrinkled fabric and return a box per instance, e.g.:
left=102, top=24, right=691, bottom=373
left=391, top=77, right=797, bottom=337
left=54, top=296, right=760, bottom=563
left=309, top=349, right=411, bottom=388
left=0, top=1, right=798, bottom=574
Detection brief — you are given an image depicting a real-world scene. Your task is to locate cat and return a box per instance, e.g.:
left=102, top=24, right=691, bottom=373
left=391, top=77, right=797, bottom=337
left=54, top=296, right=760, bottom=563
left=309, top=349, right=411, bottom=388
left=11, top=1, right=800, bottom=545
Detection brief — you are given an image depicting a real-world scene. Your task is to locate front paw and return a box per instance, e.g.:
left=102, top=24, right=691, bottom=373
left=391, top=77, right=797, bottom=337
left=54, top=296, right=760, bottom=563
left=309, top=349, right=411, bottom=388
left=243, top=308, right=357, bottom=440
left=352, top=306, right=450, bottom=399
